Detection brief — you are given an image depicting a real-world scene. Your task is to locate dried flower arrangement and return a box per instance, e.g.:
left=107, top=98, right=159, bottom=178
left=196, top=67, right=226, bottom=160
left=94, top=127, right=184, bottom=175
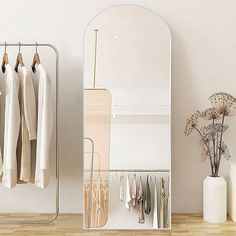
left=185, top=92, right=236, bottom=177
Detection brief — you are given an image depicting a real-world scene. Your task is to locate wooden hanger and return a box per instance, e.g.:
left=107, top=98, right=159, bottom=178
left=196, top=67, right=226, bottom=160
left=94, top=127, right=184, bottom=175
left=1, top=42, right=9, bottom=73
left=31, top=42, right=40, bottom=73
left=14, top=42, right=24, bottom=72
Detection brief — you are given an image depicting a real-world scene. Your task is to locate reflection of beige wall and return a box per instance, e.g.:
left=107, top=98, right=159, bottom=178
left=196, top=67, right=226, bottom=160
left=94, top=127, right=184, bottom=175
left=1, top=0, right=236, bottom=214
left=84, top=89, right=111, bottom=181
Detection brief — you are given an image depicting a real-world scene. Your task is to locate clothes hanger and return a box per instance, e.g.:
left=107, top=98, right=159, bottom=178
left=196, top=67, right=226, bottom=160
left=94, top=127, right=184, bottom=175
left=1, top=42, right=9, bottom=73
left=150, top=174, right=152, bottom=182
left=14, top=42, right=24, bottom=72
left=31, top=42, right=40, bottom=73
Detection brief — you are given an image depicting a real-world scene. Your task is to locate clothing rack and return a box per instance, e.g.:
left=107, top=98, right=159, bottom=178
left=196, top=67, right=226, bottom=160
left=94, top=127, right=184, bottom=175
left=0, top=42, right=59, bottom=224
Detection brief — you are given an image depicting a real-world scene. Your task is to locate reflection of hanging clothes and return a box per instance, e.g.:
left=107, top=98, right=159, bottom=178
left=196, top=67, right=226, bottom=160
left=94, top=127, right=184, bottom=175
left=17, top=66, right=37, bottom=183
left=137, top=176, right=145, bottom=224
left=34, top=64, right=53, bottom=188
left=119, top=175, right=124, bottom=202
left=2, top=64, right=20, bottom=189
left=164, top=178, right=169, bottom=228
left=160, top=178, right=165, bottom=228
left=95, top=177, right=102, bottom=227
left=84, top=183, right=90, bottom=228
left=153, top=183, right=159, bottom=229
left=131, top=174, right=137, bottom=208
left=91, top=183, right=97, bottom=227
left=94, top=177, right=109, bottom=228
left=84, top=179, right=109, bottom=228
left=144, top=175, right=151, bottom=214
left=125, top=175, right=131, bottom=210
left=103, top=183, right=109, bottom=222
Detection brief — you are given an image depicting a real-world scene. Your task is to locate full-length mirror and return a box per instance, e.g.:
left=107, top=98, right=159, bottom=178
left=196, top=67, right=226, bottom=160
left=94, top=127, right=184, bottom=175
left=83, top=5, right=171, bottom=230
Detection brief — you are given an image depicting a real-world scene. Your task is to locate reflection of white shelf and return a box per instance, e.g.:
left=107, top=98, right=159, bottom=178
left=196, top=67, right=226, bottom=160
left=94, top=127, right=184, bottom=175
left=112, top=111, right=169, bottom=116
left=111, top=114, right=170, bottom=124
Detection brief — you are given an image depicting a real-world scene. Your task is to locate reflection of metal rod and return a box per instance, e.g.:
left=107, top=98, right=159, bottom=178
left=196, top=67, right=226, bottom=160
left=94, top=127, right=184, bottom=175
left=84, top=169, right=169, bottom=173
left=93, top=29, right=98, bottom=88
left=84, top=137, right=95, bottom=228
left=84, top=151, right=101, bottom=171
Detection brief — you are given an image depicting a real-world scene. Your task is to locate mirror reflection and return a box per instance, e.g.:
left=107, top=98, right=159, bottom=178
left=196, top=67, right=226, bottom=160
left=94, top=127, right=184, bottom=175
left=83, top=5, right=171, bottom=230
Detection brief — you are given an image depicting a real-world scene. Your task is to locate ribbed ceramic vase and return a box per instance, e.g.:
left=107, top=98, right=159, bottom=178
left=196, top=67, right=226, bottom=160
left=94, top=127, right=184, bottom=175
left=203, top=176, right=227, bottom=223
left=228, top=162, right=236, bottom=222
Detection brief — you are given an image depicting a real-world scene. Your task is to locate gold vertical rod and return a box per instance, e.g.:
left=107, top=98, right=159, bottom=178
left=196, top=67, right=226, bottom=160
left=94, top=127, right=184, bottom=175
left=93, top=29, right=98, bottom=88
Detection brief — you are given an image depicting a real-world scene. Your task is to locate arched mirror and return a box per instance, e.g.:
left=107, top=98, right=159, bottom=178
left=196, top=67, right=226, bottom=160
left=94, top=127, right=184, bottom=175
left=83, top=5, right=171, bottom=230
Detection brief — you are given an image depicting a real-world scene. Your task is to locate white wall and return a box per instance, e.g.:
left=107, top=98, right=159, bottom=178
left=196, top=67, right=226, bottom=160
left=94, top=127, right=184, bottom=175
left=1, top=0, right=236, bottom=213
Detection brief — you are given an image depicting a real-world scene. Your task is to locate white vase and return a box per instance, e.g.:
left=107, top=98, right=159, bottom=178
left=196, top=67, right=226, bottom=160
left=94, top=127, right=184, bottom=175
left=203, top=176, right=227, bottom=223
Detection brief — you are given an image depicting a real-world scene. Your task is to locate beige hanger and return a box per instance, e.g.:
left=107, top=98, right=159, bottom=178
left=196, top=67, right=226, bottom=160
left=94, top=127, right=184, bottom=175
left=31, top=42, right=41, bottom=73
left=14, top=42, right=24, bottom=72
left=1, top=42, right=9, bottom=73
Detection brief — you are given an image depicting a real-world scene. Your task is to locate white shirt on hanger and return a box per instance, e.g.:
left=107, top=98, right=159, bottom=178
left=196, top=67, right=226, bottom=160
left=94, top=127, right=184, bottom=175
left=17, top=66, right=37, bottom=182
left=34, top=64, right=53, bottom=189
left=2, top=64, right=20, bottom=189
left=153, top=184, right=159, bottom=229
left=125, top=175, right=131, bottom=210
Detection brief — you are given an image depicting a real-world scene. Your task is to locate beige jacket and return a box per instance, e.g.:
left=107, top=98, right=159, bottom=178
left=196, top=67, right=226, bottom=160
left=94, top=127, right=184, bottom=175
left=17, top=66, right=37, bottom=183
left=2, top=64, right=21, bottom=189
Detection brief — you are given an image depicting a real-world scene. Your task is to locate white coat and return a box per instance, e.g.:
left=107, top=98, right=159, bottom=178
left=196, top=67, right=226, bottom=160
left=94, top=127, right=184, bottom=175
left=153, top=184, right=159, bottom=229
left=2, top=64, right=20, bottom=189
left=125, top=175, right=131, bottom=210
left=34, top=64, right=53, bottom=188
left=0, top=89, right=2, bottom=176
left=17, top=66, right=37, bottom=182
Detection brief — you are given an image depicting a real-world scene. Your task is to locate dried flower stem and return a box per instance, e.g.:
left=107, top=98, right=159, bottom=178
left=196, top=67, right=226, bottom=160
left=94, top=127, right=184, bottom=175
left=212, top=118, right=216, bottom=175
left=194, top=126, right=214, bottom=176
left=185, top=92, right=235, bottom=177
left=216, top=112, right=226, bottom=176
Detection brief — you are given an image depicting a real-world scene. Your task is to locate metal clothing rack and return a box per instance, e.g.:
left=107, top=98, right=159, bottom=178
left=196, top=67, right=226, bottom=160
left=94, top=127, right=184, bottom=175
left=0, top=42, right=59, bottom=224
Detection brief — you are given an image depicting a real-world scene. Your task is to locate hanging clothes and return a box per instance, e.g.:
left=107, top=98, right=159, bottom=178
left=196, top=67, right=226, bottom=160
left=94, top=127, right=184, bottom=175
left=16, top=66, right=37, bottom=183
left=85, top=179, right=108, bottom=228
left=0, top=89, right=2, bottom=176
left=103, top=183, right=109, bottom=223
left=144, top=175, right=151, bottom=214
left=2, top=64, right=20, bottom=189
left=34, top=64, right=53, bottom=188
left=159, top=177, right=165, bottom=228
left=137, top=176, right=145, bottom=224
left=91, top=183, right=97, bottom=227
left=131, top=174, right=137, bottom=208
left=94, top=177, right=102, bottom=227
left=153, top=183, right=159, bottom=229
left=84, top=183, right=90, bottom=228
left=125, top=175, right=131, bottom=210
left=119, top=175, right=124, bottom=202
left=164, top=178, right=169, bottom=228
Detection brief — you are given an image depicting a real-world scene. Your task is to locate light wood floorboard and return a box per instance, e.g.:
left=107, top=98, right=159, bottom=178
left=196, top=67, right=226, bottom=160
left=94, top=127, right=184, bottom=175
left=0, top=214, right=234, bottom=235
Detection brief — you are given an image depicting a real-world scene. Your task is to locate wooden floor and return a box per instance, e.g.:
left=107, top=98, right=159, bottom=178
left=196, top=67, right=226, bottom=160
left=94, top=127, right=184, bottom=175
left=0, top=214, right=235, bottom=235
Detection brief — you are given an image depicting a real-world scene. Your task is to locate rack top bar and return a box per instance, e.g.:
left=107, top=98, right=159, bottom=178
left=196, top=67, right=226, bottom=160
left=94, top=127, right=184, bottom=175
left=0, top=43, right=53, bottom=46
left=84, top=169, right=170, bottom=173
left=0, top=43, right=59, bottom=54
